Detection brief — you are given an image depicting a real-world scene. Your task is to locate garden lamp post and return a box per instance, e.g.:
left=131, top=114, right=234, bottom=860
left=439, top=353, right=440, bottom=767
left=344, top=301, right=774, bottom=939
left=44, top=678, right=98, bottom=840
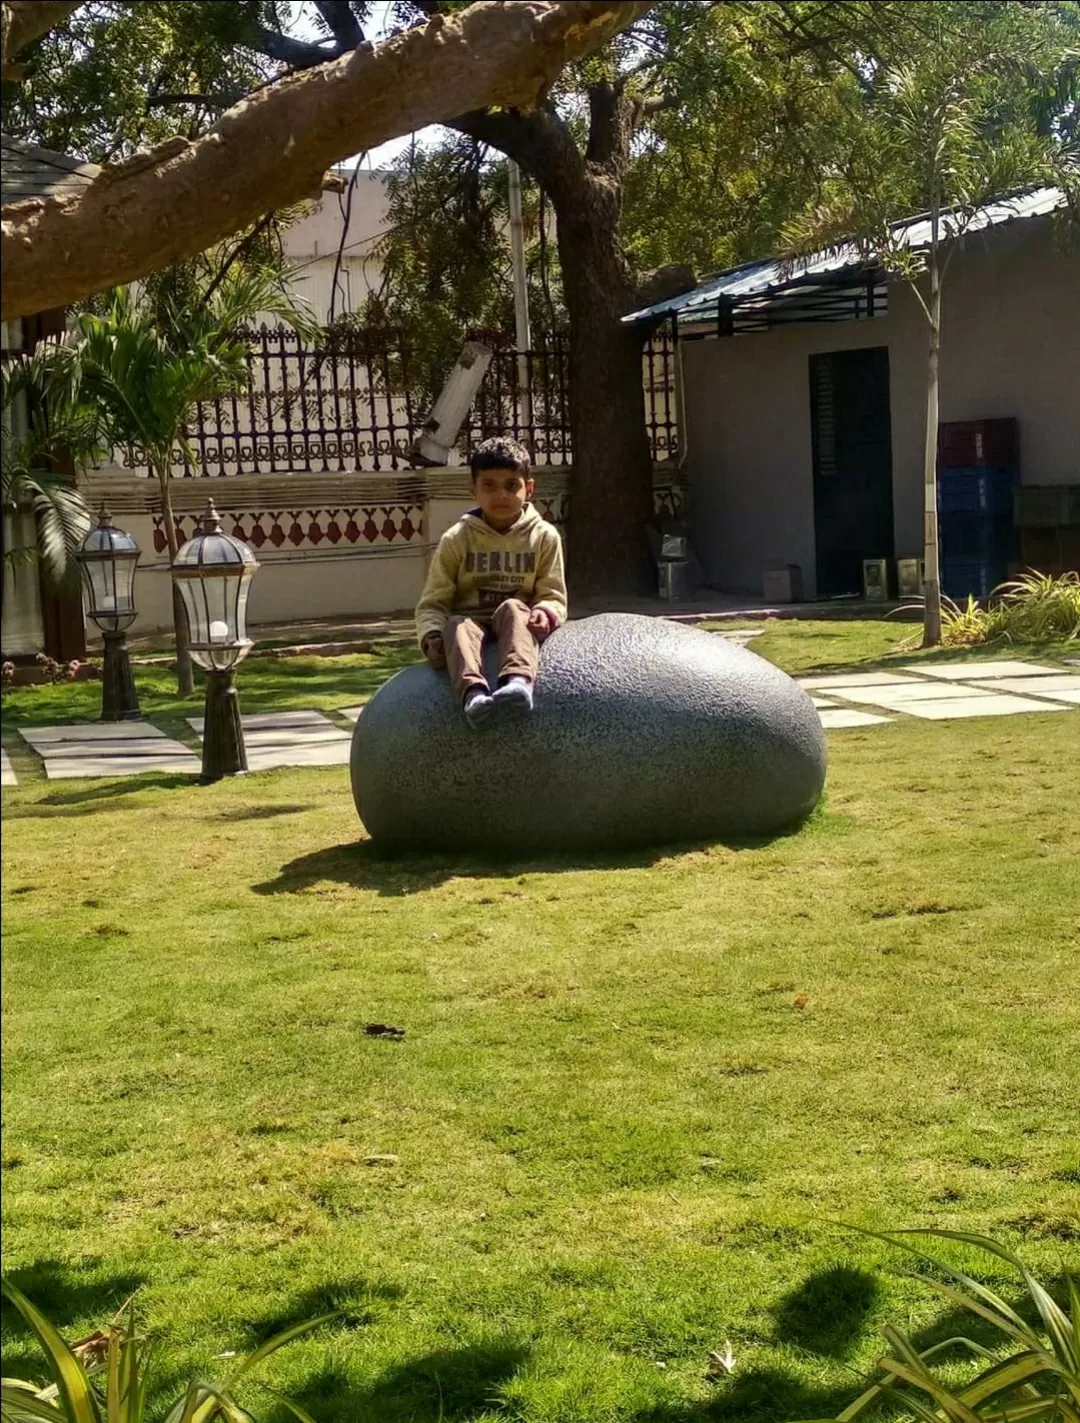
left=171, top=499, right=259, bottom=782
left=76, top=505, right=141, bottom=721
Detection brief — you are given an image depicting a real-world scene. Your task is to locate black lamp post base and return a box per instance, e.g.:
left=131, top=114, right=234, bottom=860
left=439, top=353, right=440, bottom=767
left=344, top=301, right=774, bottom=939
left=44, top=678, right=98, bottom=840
left=100, top=632, right=141, bottom=722
left=201, top=669, right=248, bottom=781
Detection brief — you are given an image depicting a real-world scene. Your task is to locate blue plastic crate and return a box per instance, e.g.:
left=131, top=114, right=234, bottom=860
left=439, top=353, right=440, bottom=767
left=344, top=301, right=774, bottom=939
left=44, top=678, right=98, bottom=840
left=940, top=512, right=1017, bottom=560
left=938, top=466, right=1017, bottom=515
left=942, top=558, right=1006, bottom=601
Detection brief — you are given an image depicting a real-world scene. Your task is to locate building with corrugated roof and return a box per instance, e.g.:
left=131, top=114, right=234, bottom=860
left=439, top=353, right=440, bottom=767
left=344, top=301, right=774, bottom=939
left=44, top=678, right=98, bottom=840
left=625, top=189, right=1079, bottom=601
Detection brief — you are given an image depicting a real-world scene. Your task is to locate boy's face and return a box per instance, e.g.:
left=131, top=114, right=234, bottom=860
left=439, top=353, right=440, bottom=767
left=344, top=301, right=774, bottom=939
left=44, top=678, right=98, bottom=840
left=472, top=467, right=534, bottom=531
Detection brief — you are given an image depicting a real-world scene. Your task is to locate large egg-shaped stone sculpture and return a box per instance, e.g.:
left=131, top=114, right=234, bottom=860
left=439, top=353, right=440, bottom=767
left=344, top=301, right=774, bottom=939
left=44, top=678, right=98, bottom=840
left=351, top=613, right=825, bottom=851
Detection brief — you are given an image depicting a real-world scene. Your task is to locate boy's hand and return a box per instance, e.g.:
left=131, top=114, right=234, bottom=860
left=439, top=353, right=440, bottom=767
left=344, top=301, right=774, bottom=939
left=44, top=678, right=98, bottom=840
left=527, top=608, right=557, bottom=643
left=422, top=632, right=446, bottom=669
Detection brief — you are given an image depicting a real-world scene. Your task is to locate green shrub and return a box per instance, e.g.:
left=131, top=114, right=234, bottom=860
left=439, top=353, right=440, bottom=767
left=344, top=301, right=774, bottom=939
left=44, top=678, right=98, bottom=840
left=0, top=1277, right=330, bottom=1422
left=796, top=1228, right=1079, bottom=1422
left=896, top=570, right=1080, bottom=648
left=993, top=570, right=1080, bottom=643
left=896, top=595, right=1003, bottom=649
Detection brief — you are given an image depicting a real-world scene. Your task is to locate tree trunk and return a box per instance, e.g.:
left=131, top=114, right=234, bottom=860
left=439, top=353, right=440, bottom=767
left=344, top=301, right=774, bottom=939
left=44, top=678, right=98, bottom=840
left=921, top=259, right=943, bottom=648
left=558, top=187, right=654, bottom=598
left=155, top=463, right=195, bottom=696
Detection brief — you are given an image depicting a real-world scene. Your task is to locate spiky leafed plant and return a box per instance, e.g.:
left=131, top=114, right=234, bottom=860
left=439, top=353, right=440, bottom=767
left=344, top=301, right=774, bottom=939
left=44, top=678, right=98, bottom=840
left=0, top=1276, right=330, bottom=1423
left=993, top=570, right=1080, bottom=642
left=796, top=1228, right=1079, bottom=1423
left=40, top=268, right=317, bottom=695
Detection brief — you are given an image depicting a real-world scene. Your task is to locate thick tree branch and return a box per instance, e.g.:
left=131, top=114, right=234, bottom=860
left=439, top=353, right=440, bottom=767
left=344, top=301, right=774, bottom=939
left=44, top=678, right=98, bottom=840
left=314, top=0, right=366, bottom=52
left=245, top=22, right=343, bottom=70
left=449, top=102, right=586, bottom=202
left=2, top=0, right=652, bottom=320
left=633, top=92, right=676, bottom=122
left=1, top=0, right=80, bottom=75
left=586, top=80, right=634, bottom=169
left=1, top=0, right=80, bottom=59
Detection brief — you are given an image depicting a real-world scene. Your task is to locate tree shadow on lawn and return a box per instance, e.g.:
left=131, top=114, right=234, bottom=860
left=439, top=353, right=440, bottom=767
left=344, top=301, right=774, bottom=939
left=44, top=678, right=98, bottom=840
left=253, top=825, right=806, bottom=898
left=3, top=772, right=200, bottom=819
left=633, top=1366, right=860, bottom=1423
left=653, top=1271, right=1075, bottom=1423
left=269, top=1339, right=532, bottom=1423
left=0, top=1258, right=147, bottom=1376
left=772, top=1265, right=881, bottom=1360
left=247, top=1277, right=406, bottom=1343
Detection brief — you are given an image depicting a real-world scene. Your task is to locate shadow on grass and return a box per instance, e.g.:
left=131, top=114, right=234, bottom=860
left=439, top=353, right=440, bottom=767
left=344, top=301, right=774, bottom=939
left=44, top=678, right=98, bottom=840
left=0, top=1259, right=147, bottom=1353
left=2, top=772, right=201, bottom=818
left=248, top=1278, right=405, bottom=1343
left=253, top=822, right=809, bottom=897
left=216, top=802, right=312, bottom=822
left=772, top=1265, right=881, bottom=1359
left=633, top=1367, right=859, bottom=1423
left=271, top=1340, right=531, bottom=1423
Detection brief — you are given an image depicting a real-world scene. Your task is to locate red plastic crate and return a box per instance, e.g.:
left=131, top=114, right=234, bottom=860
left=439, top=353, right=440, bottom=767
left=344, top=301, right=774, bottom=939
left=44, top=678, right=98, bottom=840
left=938, top=419, right=1019, bottom=468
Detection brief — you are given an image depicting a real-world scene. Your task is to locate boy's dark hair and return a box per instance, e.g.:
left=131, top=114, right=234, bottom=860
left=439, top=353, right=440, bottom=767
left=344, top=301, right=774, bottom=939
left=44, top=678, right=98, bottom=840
left=469, top=436, right=531, bottom=479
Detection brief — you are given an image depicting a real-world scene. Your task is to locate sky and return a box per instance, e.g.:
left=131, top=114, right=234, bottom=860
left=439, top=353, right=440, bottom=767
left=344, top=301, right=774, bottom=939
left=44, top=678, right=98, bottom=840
left=288, top=0, right=439, bottom=169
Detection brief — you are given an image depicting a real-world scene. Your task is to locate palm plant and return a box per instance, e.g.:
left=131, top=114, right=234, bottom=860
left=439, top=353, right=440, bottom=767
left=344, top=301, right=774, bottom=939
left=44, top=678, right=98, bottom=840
left=0, top=1276, right=329, bottom=1423
left=1, top=352, right=95, bottom=590
left=44, top=267, right=316, bottom=694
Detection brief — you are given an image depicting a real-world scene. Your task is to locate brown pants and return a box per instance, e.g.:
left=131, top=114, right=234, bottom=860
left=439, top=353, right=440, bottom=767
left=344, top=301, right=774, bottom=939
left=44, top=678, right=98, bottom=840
left=446, top=598, right=539, bottom=704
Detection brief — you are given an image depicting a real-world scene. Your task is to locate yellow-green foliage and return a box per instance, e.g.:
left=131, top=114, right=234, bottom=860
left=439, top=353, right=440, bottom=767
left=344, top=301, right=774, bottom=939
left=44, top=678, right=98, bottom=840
left=798, top=1229, right=1079, bottom=1422
left=0, top=1277, right=328, bottom=1423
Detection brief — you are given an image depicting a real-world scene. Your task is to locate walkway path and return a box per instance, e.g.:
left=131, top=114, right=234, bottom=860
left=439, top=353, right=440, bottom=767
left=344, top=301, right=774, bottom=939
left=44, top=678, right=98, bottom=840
left=3, top=657, right=1077, bottom=786
left=803, top=660, right=1080, bottom=727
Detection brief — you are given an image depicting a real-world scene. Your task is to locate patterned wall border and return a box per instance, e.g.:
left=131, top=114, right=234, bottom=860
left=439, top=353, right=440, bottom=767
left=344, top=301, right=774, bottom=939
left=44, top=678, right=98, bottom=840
left=153, top=504, right=425, bottom=555
left=147, top=489, right=681, bottom=552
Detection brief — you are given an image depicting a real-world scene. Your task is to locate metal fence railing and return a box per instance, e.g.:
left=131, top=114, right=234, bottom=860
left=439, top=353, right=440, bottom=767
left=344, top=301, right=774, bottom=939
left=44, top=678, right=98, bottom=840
left=137, top=325, right=679, bottom=478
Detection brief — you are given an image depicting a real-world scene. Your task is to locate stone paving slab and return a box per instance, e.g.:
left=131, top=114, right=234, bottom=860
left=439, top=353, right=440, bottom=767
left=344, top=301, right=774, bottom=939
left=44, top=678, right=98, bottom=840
left=818, top=709, right=893, bottom=729
left=41, top=752, right=202, bottom=779
left=44, top=738, right=195, bottom=757
left=18, top=721, right=201, bottom=781
left=1, top=749, right=16, bottom=787
left=244, top=743, right=351, bottom=771
left=797, top=672, right=921, bottom=690
left=186, top=710, right=332, bottom=733
left=339, top=706, right=364, bottom=722
left=835, top=683, right=997, bottom=705
left=20, top=721, right=167, bottom=745
left=969, top=674, right=1080, bottom=696
left=1036, top=689, right=1080, bottom=705
left=809, top=696, right=836, bottom=708
left=901, top=660, right=1062, bottom=680
left=188, top=710, right=351, bottom=771
left=187, top=720, right=349, bottom=746
left=894, top=693, right=1071, bottom=720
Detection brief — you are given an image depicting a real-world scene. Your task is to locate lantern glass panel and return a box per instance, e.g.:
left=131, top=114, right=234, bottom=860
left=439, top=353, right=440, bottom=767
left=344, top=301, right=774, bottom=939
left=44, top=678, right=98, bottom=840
left=172, top=507, right=258, bottom=671
left=78, top=521, right=140, bottom=633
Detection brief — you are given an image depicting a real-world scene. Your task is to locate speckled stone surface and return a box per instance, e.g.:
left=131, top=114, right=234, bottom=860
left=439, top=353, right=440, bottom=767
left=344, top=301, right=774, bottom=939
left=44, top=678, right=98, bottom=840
left=351, top=613, right=826, bottom=850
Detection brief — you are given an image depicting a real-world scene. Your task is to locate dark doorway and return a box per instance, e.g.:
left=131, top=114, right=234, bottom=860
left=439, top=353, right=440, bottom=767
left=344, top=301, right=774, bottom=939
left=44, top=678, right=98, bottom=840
left=809, top=347, right=895, bottom=598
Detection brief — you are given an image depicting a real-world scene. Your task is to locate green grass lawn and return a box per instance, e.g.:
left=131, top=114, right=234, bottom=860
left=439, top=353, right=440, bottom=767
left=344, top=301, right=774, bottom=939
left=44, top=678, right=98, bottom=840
left=2, top=622, right=1078, bottom=1422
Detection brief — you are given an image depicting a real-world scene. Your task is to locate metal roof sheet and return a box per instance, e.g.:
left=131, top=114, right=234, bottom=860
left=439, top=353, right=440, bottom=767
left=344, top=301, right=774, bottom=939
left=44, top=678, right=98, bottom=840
left=1, top=134, right=99, bottom=207
left=623, top=186, right=1068, bottom=324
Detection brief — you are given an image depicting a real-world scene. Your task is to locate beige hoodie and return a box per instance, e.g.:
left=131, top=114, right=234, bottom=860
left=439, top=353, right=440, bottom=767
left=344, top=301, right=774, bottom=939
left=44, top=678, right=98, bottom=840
left=415, top=505, right=567, bottom=646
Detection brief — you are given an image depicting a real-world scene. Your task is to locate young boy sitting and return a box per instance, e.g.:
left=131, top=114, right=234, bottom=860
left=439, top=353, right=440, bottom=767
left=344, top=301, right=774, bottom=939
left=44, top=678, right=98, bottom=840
left=415, top=436, right=567, bottom=728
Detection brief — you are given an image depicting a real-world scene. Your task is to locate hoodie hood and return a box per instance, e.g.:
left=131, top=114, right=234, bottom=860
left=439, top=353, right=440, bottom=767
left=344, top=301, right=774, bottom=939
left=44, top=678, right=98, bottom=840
left=463, top=503, right=544, bottom=535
